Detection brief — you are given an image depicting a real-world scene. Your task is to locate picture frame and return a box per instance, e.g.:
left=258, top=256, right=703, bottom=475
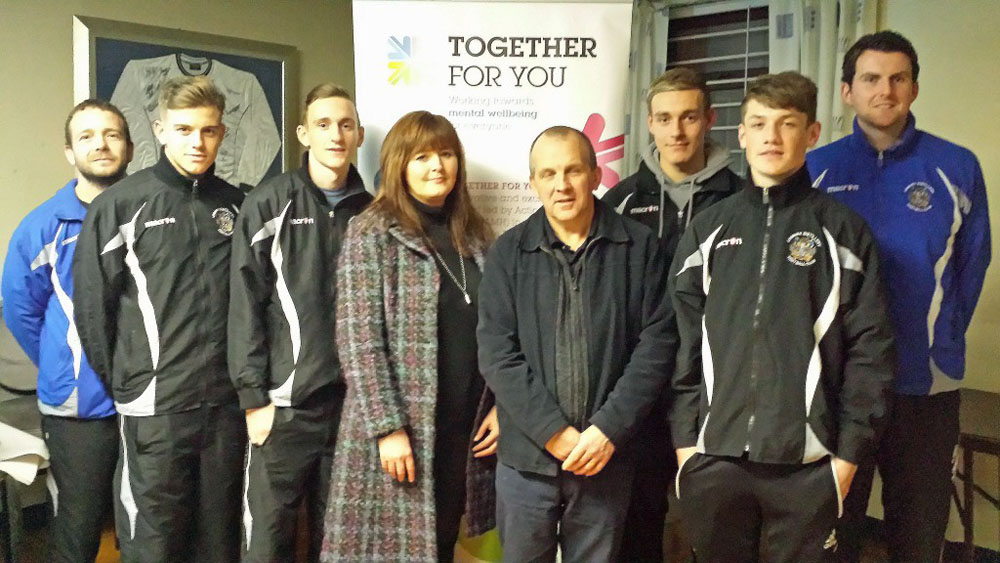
left=72, top=16, right=299, bottom=187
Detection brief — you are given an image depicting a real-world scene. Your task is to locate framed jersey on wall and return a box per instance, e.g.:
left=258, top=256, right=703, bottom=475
left=71, top=16, right=299, bottom=189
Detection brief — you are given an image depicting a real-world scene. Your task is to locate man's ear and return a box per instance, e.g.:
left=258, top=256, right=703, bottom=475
left=357, top=125, right=365, bottom=148
left=153, top=119, right=165, bottom=144
left=64, top=146, right=75, bottom=168
left=806, top=120, right=822, bottom=148
left=295, top=124, right=310, bottom=148
left=591, top=165, right=603, bottom=191
left=705, top=107, right=718, bottom=130
left=840, top=82, right=852, bottom=106
left=737, top=123, right=747, bottom=149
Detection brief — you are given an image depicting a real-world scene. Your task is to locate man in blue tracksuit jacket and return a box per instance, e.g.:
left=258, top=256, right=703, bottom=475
left=2, top=99, right=132, bottom=562
left=807, top=31, right=991, bottom=563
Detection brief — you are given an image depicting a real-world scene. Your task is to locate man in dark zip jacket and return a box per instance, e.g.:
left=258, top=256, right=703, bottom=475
left=229, top=83, right=371, bottom=562
left=602, top=66, right=740, bottom=562
left=73, top=76, right=246, bottom=563
left=479, top=127, right=676, bottom=562
left=669, top=73, right=894, bottom=563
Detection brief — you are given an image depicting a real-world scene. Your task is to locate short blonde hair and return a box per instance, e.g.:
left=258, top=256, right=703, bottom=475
left=158, top=76, right=225, bottom=118
left=646, top=67, right=711, bottom=114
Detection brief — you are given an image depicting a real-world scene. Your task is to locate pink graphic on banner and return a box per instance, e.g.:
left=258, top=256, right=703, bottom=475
left=582, top=113, right=624, bottom=189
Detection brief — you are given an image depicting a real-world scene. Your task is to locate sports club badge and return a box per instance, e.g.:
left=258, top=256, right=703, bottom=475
left=212, top=207, right=236, bottom=236
left=787, top=231, right=821, bottom=267
left=905, top=182, right=934, bottom=212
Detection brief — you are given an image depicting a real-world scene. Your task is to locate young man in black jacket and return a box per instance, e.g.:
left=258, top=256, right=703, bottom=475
left=669, top=72, right=895, bottom=563
left=603, top=66, right=741, bottom=562
left=228, top=83, right=370, bottom=562
left=73, top=76, right=246, bottom=562
left=479, top=127, right=676, bottom=562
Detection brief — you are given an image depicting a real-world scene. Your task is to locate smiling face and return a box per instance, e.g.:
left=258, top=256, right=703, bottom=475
left=529, top=133, right=601, bottom=229
left=296, top=96, right=364, bottom=176
left=154, top=105, right=225, bottom=178
left=64, top=107, right=132, bottom=187
left=405, top=147, right=458, bottom=207
left=843, top=49, right=918, bottom=135
left=647, top=89, right=716, bottom=176
left=738, top=99, right=820, bottom=188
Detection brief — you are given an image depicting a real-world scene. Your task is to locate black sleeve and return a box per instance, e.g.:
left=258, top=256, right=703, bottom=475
left=477, top=239, right=571, bottom=450
left=588, top=234, right=676, bottom=446
left=836, top=224, right=896, bottom=464
left=72, top=196, right=126, bottom=389
left=227, top=193, right=275, bottom=409
left=667, top=222, right=707, bottom=449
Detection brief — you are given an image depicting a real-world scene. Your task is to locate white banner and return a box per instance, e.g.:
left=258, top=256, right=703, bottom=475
left=353, top=0, right=633, bottom=233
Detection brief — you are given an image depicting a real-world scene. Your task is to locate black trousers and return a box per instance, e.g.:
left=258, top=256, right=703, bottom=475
left=835, top=390, right=960, bottom=563
left=115, top=403, right=246, bottom=563
left=242, top=385, right=344, bottom=563
left=40, top=415, right=118, bottom=563
left=621, top=401, right=675, bottom=563
left=676, top=454, right=841, bottom=563
left=495, top=459, right=635, bottom=563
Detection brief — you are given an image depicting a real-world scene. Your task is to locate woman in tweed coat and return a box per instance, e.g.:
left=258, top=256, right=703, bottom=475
left=322, top=111, right=497, bottom=563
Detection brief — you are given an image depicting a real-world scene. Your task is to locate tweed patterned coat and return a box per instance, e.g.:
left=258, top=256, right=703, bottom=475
left=321, top=209, right=496, bottom=563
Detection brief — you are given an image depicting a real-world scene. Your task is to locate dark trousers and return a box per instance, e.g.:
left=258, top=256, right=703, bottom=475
left=621, top=402, right=675, bottom=563
left=836, top=391, right=960, bottom=563
left=40, top=415, right=118, bottom=563
left=242, top=385, right=344, bottom=563
left=495, top=459, right=634, bottom=563
left=676, top=454, right=840, bottom=563
left=115, top=403, right=246, bottom=563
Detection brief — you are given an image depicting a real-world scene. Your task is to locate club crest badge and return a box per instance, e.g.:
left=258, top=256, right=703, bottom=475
left=905, top=182, right=934, bottom=212
left=212, top=208, right=235, bottom=237
left=787, top=231, right=821, bottom=266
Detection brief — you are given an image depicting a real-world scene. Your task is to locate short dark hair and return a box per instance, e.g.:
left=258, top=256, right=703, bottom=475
left=528, top=126, right=597, bottom=176
left=302, top=82, right=360, bottom=125
left=647, top=67, right=712, bottom=114
left=64, top=99, right=131, bottom=146
left=842, top=30, right=919, bottom=84
left=741, top=72, right=818, bottom=123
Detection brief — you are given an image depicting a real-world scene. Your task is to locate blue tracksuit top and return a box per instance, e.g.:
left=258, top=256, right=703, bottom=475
left=2, top=180, right=116, bottom=418
left=807, top=115, right=991, bottom=395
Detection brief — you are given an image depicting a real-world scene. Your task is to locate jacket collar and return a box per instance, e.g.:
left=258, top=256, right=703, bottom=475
left=51, top=179, right=88, bottom=221
left=295, top=152, right=369, bottom=207
left=633, top=146, right=736, bottom=197
left=519, top=197, right=630, bottom=251
left=384, top=215, right=486, bottom=268
left=849, top=112, right=919, bottom=158
left=151, top=150, right=217, bottom=191
left=741, top=165, right=813, bottom=209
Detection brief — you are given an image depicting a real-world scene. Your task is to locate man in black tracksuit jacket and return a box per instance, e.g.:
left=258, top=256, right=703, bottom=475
left=601, top=67, right=741, bottom=562
left=479, top=127, right=676, bottom=562
left=73, top=77, right=246, bottom=562
left=228, top=85, right=371, bottom=562
left=669, top=73, right=895, bottom=563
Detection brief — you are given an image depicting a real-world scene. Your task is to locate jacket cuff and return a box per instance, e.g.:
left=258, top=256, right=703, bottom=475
left=589, top=410, right=627, bottom=447
left=237, top=387, right=271, bottom=410
left=835, top=423, right=871, bottom=465
left=529, top=413, right=573, bottom=451
left=669, top=424, right=699, bottom=450
left=364, top=412, right=409, bottom=441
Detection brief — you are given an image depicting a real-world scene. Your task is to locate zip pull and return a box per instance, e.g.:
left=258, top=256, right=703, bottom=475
left=676, top=209, right=684, bottom=230
left=877, top=151, right=884, bottom=168
left=762, top=187, right=770, bottom=205
left=191, top=179, right=200, bottom=196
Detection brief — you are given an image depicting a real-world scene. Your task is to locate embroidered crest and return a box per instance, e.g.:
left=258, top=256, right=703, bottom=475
left=212, top=208, right=235, bottom=236
left=905, top=182, right=934, bottom=212
left=787, top=231, right=821, bottom=266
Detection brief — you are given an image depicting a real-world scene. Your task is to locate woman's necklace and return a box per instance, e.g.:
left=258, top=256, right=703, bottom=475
left=428, top=244, right=471, bottom=305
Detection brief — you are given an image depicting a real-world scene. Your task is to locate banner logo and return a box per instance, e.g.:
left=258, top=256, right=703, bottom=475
left=388, top=36, right=412, bottom=85
left=582, top=113, right=624, bottom=188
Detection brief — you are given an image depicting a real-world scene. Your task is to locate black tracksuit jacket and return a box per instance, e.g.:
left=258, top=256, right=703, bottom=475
left=228, top=159, right=371, bottom=409
left=73, top=156, right=245, bottom=416
left=478, top=199, right=677, bottom=475
left=668, top=167, right=895, bottom=465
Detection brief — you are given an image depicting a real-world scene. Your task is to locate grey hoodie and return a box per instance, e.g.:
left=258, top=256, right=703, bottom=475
left=642, top=139, right=733, bottom=231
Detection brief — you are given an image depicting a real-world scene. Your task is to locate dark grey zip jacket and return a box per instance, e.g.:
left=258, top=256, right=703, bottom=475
left=228, top=156, right=371, bottom=410
left=669, top=167, right=895, bottom=465
left=73, top=156, right=244, bottom=416
left=478, top=199, right=677, bottom=475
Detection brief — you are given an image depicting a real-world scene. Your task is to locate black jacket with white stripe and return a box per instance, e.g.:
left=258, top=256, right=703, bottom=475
left=227, top=157, right=371, bottom=410
left=668, top=166, right=895, bottom=465
left=73, top=156, right=245, bottom=416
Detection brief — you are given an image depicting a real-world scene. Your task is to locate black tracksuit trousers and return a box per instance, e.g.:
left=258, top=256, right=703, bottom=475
left=676, top=454, right=841, bottom=563
left=241, top=384, right=344, bottom=563
left=115, top=403, right=245, bottom=563
left=41, top=415, right=118, bottom=563
left=835, top=391, right=960, bottom=563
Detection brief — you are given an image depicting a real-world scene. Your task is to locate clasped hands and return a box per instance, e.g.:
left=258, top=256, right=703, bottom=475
left=545, top=425, right=615, bottom=477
